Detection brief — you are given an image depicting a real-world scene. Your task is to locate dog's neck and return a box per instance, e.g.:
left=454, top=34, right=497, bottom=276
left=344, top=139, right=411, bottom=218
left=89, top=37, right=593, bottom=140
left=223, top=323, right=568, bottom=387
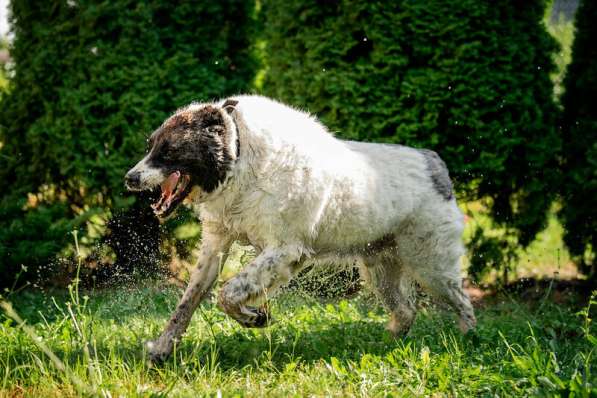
left=186, top=105, right=245, bottom=206
left=232, top=113, right=241, bottom=160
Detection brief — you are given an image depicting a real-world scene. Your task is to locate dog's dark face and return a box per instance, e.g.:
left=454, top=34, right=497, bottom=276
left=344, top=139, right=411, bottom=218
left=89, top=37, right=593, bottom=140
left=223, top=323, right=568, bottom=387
left=125, top=104, right=237, bottom=218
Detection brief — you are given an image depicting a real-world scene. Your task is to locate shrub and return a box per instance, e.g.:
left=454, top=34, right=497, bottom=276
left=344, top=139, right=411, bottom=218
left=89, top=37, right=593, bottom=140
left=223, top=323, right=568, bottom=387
left=0, top=0, right=258, bottom=288
left=262, top=0, right=560, bottom=278
left=0, top=197, right=82, bottom=287
left=559, top=0, right=597, bottom=281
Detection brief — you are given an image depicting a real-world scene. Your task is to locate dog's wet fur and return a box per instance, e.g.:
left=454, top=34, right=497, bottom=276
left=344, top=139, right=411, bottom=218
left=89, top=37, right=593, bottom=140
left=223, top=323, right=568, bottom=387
left=125, top=95, right=476, bottom=363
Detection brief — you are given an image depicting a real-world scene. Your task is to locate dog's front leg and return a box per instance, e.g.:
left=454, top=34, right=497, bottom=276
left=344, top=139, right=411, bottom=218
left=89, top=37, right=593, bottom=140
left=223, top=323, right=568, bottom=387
left=218, top=245, right=301, bottom=327
left=148, top=230, right=231, bottom=363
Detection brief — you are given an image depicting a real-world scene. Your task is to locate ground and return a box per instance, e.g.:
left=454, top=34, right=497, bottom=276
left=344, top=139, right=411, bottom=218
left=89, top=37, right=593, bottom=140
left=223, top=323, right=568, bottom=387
left=0, top=281, right=595, bottom=397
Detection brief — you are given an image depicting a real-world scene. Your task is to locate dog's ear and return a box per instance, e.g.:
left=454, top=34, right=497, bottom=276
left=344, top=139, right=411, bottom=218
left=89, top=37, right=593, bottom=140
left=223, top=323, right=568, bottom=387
left=222, top=99, right=238, bottom=114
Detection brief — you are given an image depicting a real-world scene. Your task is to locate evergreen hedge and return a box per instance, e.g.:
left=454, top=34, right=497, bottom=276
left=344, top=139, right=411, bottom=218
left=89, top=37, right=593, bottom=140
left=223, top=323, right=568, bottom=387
left=0, top=0, right=257, bottom=287
left=0, top=0, right=576, bottom=286
left=262, top=0, right=560, bottom=277
left=559, top=0, right=596, bottom=281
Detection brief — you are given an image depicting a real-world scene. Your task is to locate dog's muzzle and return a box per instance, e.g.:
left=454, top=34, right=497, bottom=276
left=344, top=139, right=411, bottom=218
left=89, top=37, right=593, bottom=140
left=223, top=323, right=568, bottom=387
left=124, top=170, right=142, bottom=191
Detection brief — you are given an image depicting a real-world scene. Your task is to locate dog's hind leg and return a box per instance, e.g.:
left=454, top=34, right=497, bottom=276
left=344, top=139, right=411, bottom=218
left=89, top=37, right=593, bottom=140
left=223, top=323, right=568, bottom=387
left=148, top=227, right=232, bottom=363
left=360, top=255, right=418, bottom=337
left=397, top=214, right=476, bottom=333
left=218, top=245, right=302, bottom=328
left=411, top=265, right=476, bottom=333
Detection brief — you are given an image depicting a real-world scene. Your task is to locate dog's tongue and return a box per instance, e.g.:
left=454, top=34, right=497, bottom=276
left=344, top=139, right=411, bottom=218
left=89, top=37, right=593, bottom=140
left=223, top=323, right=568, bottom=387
left=152, top=171, right=180, bottom=212
left=161, top=171, right=180, bottom=197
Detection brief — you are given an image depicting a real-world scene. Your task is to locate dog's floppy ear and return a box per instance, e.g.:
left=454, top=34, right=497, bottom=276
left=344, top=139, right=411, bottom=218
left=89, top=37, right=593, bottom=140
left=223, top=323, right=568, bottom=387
left=222, top=99, right=238, bottom=114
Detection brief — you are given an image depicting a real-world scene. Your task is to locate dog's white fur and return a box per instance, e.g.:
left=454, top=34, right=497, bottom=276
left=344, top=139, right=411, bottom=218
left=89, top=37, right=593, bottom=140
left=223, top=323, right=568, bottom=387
left=137, top=95, right=475, bottom=362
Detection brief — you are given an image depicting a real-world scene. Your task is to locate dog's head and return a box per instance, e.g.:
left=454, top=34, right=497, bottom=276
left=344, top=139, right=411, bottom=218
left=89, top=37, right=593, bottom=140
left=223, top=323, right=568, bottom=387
left=125, top=100, right=239, bottom=218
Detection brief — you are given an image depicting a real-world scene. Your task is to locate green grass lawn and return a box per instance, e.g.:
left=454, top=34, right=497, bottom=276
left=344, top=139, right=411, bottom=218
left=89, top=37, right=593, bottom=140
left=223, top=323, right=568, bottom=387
left=0, top=283, right=595, bottom=397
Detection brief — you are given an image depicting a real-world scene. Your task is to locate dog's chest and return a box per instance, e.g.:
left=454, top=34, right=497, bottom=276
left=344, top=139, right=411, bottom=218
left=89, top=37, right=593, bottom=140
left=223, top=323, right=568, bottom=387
left=198, top=194, right=276, bottom=249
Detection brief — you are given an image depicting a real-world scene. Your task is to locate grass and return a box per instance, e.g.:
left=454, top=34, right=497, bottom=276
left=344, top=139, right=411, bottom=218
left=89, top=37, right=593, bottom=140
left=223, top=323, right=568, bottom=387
left=1, top=205, right=589, bottom=397
left=0, top=280, right=595, bottom=397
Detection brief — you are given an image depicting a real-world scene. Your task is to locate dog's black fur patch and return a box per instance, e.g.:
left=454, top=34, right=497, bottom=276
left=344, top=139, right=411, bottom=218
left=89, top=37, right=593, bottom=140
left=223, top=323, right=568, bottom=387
left=147, top=106, right=235, bottom=194
left=222, top=99, right=238, bottom=114
left=418, top=149, right=453, bottom=201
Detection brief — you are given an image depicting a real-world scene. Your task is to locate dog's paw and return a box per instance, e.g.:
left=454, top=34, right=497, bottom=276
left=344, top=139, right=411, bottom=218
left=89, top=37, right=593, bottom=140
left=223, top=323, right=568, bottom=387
left=145, top=339, right=173, bottom=364
left=237, top=306, right=273, bottom=328
left=386, top=312, right=413, bottom=338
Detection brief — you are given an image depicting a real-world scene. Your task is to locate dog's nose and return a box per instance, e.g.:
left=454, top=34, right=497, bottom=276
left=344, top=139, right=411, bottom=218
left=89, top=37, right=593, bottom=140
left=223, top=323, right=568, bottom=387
left=124, top=171, right=141, bottom=190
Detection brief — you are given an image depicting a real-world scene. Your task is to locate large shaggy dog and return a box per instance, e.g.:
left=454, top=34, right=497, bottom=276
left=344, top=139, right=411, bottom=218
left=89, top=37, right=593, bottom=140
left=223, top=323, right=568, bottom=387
left=125, top=95, right=476, bottom=362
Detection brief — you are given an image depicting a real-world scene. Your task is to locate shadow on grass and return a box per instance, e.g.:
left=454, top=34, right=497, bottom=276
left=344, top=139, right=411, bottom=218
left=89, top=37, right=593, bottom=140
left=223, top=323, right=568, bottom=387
left=87, top=318, right=421, bottom=372
left=87, top=311, right=474, bottom=372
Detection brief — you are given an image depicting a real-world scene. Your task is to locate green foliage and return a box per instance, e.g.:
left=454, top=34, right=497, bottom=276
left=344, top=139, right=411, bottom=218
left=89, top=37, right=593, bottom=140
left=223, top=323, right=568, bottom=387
left=0, top=0, right=258, bottom=287
left=0, top=38, right=8, bottom=93
left=467, top=226, right=509, bottom=283
left=545, top=3, right=576, bottom=98
left=262, top=0, right=561, bottom=273
left=0, top=197, right=82, bottom=286
left=462, top=201, right=575, bottom=284
left=559, top=0, right=597, bottom=280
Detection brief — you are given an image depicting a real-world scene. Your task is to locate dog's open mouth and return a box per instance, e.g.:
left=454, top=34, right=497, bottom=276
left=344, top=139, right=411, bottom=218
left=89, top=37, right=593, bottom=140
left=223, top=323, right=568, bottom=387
left=151, top=171, right=191, bottom=218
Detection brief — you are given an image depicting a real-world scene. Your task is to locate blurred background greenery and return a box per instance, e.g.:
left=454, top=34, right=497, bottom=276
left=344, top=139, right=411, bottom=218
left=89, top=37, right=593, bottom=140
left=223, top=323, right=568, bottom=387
left=0, top=0, right=594, bottom=291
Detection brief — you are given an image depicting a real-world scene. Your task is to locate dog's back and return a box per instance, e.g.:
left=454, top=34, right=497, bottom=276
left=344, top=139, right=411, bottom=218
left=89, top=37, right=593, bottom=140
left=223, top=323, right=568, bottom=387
left=222, top=95, right=461, bottom=253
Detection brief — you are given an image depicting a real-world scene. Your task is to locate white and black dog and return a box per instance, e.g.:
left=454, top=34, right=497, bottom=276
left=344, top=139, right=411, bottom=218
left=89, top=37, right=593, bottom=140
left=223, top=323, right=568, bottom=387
left=125, top=95, right=476, bottom=362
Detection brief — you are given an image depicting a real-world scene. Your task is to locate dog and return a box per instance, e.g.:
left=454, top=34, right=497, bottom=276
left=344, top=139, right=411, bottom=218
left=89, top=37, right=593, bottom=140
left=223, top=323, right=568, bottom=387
left=125, top=95, right=476, bottom=362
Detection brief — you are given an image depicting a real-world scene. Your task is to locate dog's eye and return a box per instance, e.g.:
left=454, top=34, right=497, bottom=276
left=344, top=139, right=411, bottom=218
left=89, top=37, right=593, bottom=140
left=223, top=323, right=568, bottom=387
left=153, top=141, right=172, bottom=161
left=146, top=136, right=157, bottom=153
